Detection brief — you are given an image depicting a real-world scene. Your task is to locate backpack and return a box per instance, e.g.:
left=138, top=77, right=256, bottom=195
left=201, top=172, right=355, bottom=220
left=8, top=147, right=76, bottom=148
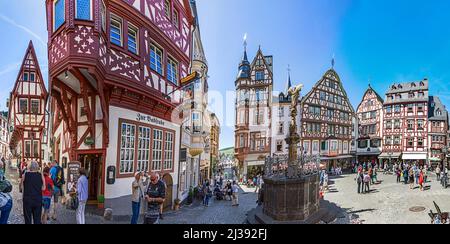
left=0, top=179, right=12, bottom=193
left=70, top=195, right=79, bottom=210
left=54, top=166, right=65, bottom=188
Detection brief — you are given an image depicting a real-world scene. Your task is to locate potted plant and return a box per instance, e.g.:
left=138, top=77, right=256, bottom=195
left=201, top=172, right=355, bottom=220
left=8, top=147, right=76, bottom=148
left=174, top=198, right=181, bottom=211
left=97, top=195, right=105, bottom=209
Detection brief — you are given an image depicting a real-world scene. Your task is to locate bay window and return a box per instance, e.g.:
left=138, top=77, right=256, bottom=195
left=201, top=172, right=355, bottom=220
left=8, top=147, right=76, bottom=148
left=54, top=0, right=65, bottom=31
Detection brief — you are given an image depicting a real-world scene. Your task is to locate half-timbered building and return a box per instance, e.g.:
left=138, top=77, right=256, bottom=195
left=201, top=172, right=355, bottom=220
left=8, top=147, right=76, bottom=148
left=46, top=0, right=196, bottom=214
left=300, top=68, right=355, bottom=170
left=235, top=46, right=273, bottom=180
left=381, top=80, right=429, bottom=166
left=356, top=85, right=384, bottom=164
left=8, top=41, right=48, bottom=165
left=428, top=96, right=448, bottom=167
left=0, top=112, right=11, bottom=160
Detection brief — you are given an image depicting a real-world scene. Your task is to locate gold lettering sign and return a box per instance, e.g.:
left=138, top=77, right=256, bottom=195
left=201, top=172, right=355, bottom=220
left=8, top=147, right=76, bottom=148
left=180, top=72, right=198, bottom=86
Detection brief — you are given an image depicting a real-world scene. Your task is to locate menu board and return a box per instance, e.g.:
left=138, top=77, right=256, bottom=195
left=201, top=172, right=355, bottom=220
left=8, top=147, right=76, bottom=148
left=67, top=162, right=81, bottom=193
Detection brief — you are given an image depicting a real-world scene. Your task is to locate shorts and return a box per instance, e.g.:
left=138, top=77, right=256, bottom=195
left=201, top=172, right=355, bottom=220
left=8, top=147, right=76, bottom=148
left=42, top=197, right=52, bottom=212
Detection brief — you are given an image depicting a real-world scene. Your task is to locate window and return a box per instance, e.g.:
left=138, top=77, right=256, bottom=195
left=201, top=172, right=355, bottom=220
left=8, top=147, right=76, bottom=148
left=321, top=141, right=328, bottom=151
left=19, top=98, right=28, bottom=113
left=164, top=132, right=174, bottom=170
left=33, top=141, right=39, bottom=158
left=278, top=106, right=284, bottom=117
left=110, top=15, right=122, bottom=46
left=394, top=136, right=401, bottom=145
left=255, top=71, right=264, bottom=81
left=54, top=0, right=65, bottom=31
left=320, top=91, right=326, bottom=100
left=303, top=141, right=310, bottom=154
left=239, top=134, right=245, bottom=148
left=407, top=120, right=414, bottom=130
left=394, top=119, right=401, bottom=129
left=394, top=105, right=401, bottom=113
left=25, top=141, right=31, bottom=158
left=152, top=129, right=163, bottom=171
left=385, top=136, right=392, bottom=145
left=386, top=106, right=392, bottom=114
left=358, top=140, right=368, bottom=148
left=137, top=127, right=150, bottom=172
left=386, top=120, right=392, bottom=129
left=164, top=0, right=171, bottom=18
left=276, top=122, right=283, bottom=135
left=167, top=57, right=179, bottom=85
left=408, top=92, right=415, bottom=98
left=30, top=73, right=35, bottom=82
left=128, top=24, right=138, bottom=54
left=418, top=104, right=424, bottom=112
left=407, top=104, right=413, bottom=112
left=150, top=44, right=163, bottom=75
left=276, top=140, right=283, bottom=152
left=119, top=123, right=135, bottom=174
left=309, top=106, right=321, bottom=116
left=418, top=120, right=424, bottom=130
left=327, top=109, right=334, bottom=119
left=407, top=138, right=414, bottom=147
left=370, top=139, right=381, bottom=148
left=76, top=0, right=91, bottom=20
left=23, top=73, right=29, bottom=81
left=173, top=8, right=179, bottom=28
left=101, top=0, right=106, bottom=31
left=418, top=138, right=424, bottom=147
left=31, top=100, right=40, bottom=114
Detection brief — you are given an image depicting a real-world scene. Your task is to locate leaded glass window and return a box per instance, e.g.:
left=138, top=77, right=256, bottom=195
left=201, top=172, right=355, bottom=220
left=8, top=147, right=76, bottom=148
left=152, top=129, right=163, bottom=171
left=137, top=126, right=150, bottom=172
left=163, top=132, right=174, bottom=170
left=120, top=123, right=135, bottom=174
left=110, top=15, right=122, bottom=46
left=150, top=44, right=163, bottom=75
left=76, top=0, right=91, bottom=20
left=167, top=57, right=178, bottom=85
left=54, top=0, right=65, bottom=31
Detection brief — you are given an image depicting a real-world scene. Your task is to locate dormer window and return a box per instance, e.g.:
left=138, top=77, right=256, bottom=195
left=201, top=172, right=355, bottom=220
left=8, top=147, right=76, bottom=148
left=420, top=81, right=425, bottom=86
left=398, top=84, right=403, bottom=89
left=437, top=109, right=442, bottom=116
left=411, top=82, right=416, bottom=87
left=408, top=92, right=415, bottom=98
left=76, top=0, right=92, bottom=21
left=391, top=85, right=397, bottom=90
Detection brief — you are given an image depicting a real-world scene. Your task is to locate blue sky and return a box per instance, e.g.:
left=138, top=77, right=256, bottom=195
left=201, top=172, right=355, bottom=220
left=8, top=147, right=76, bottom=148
left=0, top=0, right=450, bottom=149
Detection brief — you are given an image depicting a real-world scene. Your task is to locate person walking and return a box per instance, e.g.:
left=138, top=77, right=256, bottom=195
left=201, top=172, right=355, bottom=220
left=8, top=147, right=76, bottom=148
left=436, top=166, right=441, bottom=182
left=231, top=181, right=239, bottom=207
left=49, top=160, right=65, bottom=221
left=131, top=172, right=147, bottom=224
left=403, top=168, right=409, bottom=185
left=75, top=168, right=88, bottom=224
left=323, top=171, right=329, bottom=191
left=419, top=170, right=424, bottom=191
left=202, top=180, right=212, bottom=207
left=0, top=170, right=12, bottom=224
left=144, top=172, right=166, bottom=224
left=21, top=161, right=45, bottom=224
left=41, top=167, right=54, bottom=224
left=363, top=171, right=370, bottom=193
left=225, top=181, right=232, bottom=201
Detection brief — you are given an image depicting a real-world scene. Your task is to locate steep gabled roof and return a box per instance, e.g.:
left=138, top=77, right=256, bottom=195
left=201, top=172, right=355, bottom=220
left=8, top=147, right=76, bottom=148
left=250, top=47, right=273, bottom=78
left=356, top=84, right=384, bottom=112
left=11, top=41, right=48, bottom=97
left=301, top=68, right=355, bottom=113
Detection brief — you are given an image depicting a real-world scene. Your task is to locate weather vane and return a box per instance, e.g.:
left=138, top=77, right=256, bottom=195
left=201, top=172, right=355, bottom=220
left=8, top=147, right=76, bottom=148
left=331, top=53, right=335, bottom=69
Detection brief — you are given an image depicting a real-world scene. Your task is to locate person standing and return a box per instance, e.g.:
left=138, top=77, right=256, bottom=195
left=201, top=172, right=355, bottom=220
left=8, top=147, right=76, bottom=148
left=0, top=171, right=12, bottom=224
left=49, top=160, right=65, bottom=221
left=131, top=172, right=147, bottom=224
left=158, top=173, right=166, bottom=220
left=75, top=168, right=88, bottom=224
left=419, top=170, right=424, bottom=191
left=436, top=166, right=441, bottom=182
left=144, top=172, right=166, bottom=224
left=363, top=172, right=370, bottom=193
left=409, top=168, right=415, bottom=190
left=396, top=168, right=401, bottom=183
left=356, top=172, right=363, bottom=194
left=231, top=181, right=239, bottom=207
left=41, top=167, right=54, bottom=224
left=22, top=161, right=45, bottom=224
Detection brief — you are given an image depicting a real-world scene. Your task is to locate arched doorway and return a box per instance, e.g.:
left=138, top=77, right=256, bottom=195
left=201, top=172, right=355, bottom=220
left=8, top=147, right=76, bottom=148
left=162, top=174, right=173, bottom=210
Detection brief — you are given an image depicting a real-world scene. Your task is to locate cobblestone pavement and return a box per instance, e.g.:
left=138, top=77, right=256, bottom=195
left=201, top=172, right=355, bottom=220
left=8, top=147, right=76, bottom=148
left=324, top=172, right=450, bottom=224
left=5, top=166, right=257, bottom=224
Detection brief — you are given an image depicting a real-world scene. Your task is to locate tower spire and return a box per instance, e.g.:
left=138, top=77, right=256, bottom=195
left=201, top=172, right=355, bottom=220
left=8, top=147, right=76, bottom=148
left=285, top=65, right=293, bottom=94
left=243, top=33, right=248, bottom=61
left=331, top=53, right=335, bottom=69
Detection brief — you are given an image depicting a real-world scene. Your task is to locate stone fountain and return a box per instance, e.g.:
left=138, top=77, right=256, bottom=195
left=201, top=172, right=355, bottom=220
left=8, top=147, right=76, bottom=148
left=246, top=84, right=345, bottom=224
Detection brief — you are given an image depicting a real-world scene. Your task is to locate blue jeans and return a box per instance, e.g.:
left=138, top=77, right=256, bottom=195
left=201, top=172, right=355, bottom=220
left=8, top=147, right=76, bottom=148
left=203, top=195, right=210, bottom=206
left=0, top=199, right=12, bottom=224
left=131, top=201, right=141, bottom=224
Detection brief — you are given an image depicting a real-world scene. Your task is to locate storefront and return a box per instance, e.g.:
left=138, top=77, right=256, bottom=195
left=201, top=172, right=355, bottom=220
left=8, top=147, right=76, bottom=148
left=402, top=152, right=427, bottom=166
left=104, top=106, right=180, bottom=215
left=322, top=155, right=355, bottom=171
left=378, top=152, right=402, bottom=167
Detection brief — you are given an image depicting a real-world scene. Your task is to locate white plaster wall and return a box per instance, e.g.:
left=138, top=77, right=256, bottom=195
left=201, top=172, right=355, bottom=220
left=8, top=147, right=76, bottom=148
left=105, top=106, right=180, bottom=201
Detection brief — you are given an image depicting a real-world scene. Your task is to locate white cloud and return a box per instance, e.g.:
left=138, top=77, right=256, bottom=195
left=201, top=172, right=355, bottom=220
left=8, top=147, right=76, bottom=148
left=0, top=13, right=46, bottom=47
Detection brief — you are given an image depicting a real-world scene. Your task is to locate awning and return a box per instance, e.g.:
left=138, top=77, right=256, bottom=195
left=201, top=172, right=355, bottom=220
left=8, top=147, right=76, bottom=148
left=402, top=153, right=427, bottom=160
left=378, top=152, right=402, bottom=159
left=356, top=152, right=381, bottom=156
left=247, top=161, right=265, bottom=167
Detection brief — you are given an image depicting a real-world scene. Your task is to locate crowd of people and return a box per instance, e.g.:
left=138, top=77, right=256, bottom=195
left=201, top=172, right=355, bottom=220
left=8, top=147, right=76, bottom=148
left=353, top=161, right=380, bottom=194
left=0, top=159, right=89, bottom=225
